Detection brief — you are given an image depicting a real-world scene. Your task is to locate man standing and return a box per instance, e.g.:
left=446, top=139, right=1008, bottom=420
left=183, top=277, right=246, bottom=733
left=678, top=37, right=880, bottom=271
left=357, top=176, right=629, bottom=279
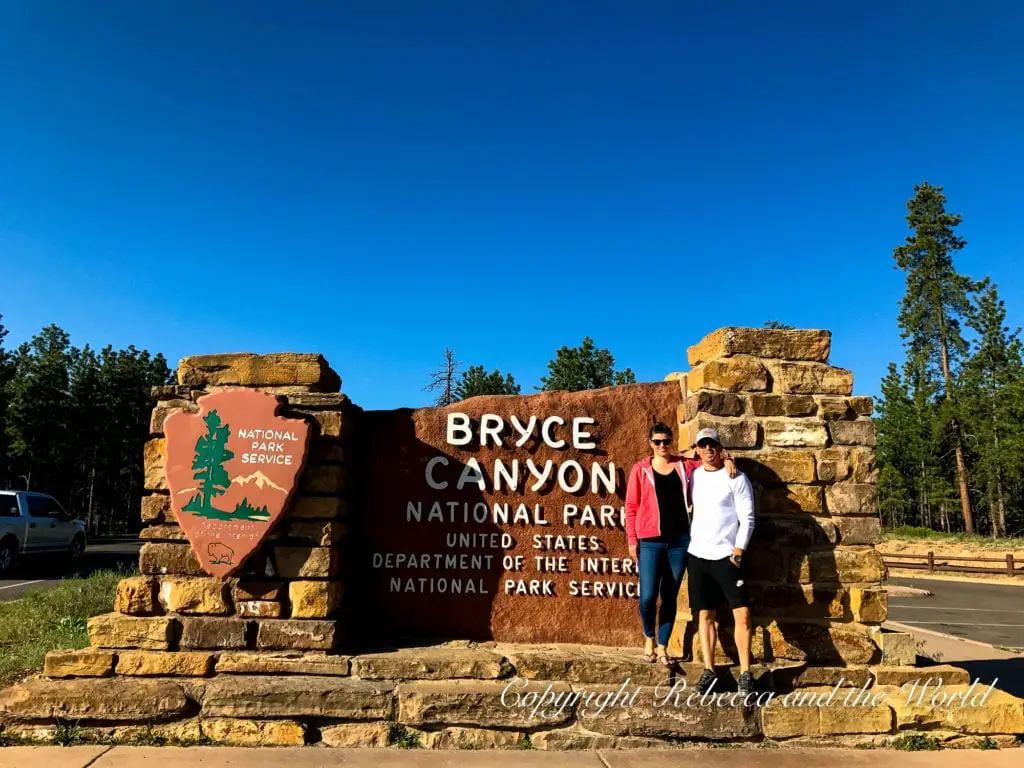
left=687, top=427, right=756, bottom=696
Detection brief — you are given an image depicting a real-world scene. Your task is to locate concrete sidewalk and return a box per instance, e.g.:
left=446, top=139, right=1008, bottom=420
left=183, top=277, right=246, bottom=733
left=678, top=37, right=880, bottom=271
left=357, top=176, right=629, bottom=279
left=1, top=747, right=1021, bottom=768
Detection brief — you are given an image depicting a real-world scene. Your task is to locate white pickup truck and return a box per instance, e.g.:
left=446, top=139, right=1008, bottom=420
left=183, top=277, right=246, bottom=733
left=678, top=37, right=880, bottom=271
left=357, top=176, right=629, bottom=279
left=0, top=491, right=87, bottom=575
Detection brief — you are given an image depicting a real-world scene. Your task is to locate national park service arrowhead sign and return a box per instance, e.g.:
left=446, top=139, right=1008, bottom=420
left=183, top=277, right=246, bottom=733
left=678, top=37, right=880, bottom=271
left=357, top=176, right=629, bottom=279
left=164, top=389, right=311, bottom=577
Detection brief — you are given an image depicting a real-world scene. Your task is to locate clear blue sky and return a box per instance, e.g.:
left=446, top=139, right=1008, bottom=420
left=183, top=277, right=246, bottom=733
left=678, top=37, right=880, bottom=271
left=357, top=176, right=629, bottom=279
left=2, top=2, right=1022, bottom=410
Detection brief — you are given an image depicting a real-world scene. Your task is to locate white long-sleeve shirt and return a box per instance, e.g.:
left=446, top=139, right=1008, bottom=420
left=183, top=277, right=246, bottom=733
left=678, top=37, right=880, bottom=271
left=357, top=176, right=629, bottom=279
left=687, top=465, right=755, bottom=560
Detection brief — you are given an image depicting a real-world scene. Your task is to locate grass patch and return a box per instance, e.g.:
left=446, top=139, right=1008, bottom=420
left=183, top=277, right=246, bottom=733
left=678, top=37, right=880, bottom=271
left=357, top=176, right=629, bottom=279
left=515, top=734, right=532, bottom=750
left=975, top=737, right=999, bottom=750
left=892, top=733, right=942, bottom=751
left=387, top=721, right=421, bottom=749
left=884, top=527, right=1023, bottom=548
left=0, top=568, right=129, bottom=685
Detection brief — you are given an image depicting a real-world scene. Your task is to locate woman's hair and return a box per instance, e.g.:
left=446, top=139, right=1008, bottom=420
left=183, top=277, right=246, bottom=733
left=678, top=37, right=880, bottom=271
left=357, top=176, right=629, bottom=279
left=649, top=422, right=673, bottom=439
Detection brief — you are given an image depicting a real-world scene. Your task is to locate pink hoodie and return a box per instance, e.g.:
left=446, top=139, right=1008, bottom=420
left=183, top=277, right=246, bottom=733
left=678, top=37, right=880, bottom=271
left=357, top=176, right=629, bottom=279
left=624, top=455, right=702, bottom=546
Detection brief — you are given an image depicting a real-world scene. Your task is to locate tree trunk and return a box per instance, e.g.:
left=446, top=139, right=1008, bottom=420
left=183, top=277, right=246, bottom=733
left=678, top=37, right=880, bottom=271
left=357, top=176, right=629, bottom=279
left=938, top=329, right=974, bottom=533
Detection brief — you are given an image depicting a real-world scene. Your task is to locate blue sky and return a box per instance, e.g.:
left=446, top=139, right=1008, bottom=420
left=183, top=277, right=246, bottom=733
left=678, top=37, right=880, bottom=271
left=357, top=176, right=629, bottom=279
left=2, top=2, right=1022, bottom=409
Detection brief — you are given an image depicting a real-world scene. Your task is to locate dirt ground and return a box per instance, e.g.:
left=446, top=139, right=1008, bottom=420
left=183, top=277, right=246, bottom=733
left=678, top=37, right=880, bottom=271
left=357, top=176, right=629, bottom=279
left=879, top=538, right=1024, bottom=584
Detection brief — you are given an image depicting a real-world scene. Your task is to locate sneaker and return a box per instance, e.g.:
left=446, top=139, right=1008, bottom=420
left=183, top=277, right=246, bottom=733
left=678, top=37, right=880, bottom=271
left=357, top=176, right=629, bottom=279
left=737, top=671, right=754, bottom=696
left=694, top=668, right=717, bottom=695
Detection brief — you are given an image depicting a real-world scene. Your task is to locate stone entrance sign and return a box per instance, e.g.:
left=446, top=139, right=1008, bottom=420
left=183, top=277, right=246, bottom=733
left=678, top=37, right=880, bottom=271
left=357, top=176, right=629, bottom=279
left=359, top=382, right=682, bottom=645
left=164, top=389, right=311, bottom=577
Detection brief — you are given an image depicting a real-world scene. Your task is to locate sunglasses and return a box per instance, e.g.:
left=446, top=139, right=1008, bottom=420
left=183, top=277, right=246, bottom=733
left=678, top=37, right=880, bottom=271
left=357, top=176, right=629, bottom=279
left=697, top=441, right=722, bottom=449
left=650, top=438, right=673, bottom=446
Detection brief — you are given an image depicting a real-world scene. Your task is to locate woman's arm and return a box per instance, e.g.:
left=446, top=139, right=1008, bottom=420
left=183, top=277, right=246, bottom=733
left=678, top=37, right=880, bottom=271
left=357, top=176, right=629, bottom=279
left=624, top=463, right=642, bottom=551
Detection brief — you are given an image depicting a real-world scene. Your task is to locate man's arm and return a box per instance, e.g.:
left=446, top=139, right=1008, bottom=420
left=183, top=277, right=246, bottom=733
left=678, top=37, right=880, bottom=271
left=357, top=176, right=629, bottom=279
left=731, top=474, right=755, bottom=563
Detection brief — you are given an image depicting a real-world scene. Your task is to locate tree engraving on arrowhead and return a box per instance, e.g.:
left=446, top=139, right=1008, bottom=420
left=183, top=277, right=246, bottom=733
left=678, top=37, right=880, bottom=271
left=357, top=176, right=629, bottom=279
left=164, top=390, right=311, bottom=578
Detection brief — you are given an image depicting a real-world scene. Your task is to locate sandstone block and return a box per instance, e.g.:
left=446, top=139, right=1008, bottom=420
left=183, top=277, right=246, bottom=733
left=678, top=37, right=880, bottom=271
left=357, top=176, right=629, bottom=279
left=289, top=581, right=343, bottom=619
left=0, top=678, right=188, bottom=722
left=116, top=651, right=215, bottom=676
left=820, top=700, right=893, bottom=735
left=150, top=399, right=192, bottom=435
left=850, top=587, right=888, bottom=623
left=816, top=448, right=852, bottom=483
left=763, top=690, right=890, bottom=737
left=850, top=396, right=874, bottom=416
left=279, top=392, right=349, bottom=408
left=201, top=718, right=305, bottom=746
left=529, top=726, right=669, bottom=750
left=43, top=649, right=115, bottom=678
left=257, top=619, right=335, bottom=650
left=872, top=630, right=916, bottom=666
left=398, top=680, right=573, bottom=729
left=216, top=651, right=351, bottom=676
left=774, top=363, right=854, bottom=395
left=177, top=352, right=341, bottom=391
left=237, top=601, right=282, bottom=618
left=203, top=675, right=392, bottom=719
left=310, top=437, right=345, bottom=463
left=302, top=409, right=343, bottom=438
left=687, top=356, right=768, bottom=393
left=743, top=548, right=790, bottom=585
left=883, top=683, right=1024, bottom=734
left=749, top=585, right=848, bottom=621
left=152, top=383, right=197, bottom=400
left=274, top=546, right=339, bottom=578
left=874, top=666, right=969, bottom=687
left=771, top=664, right=873, bottom=691
left=158, top=577, right=231, bottom=615
left=416, top=727, right=526, bottom=749
left=735, top=450, right=816, bottom=484
left=747, top=394, right=817, bottom=417
left=506, top=648, right=673, bottom=687
left=143, top=438, right=167, bottom=491
left=837, top=516, right=882, bottom=545
left=826, top=483, right=879, bottom=515
left=89, top=614, right=176, bottom=650
left=301, top=464, right=347, bottom=495
left=764, top=419, right=829, bottom=448
left=179, top=617, right=248, bottom=650
left=759, top=484, right=824, bottom=514
left=852, top=449, right=879, bottom=484
left=751, top=517, right=837, bottom=549
left=355, top=648, right=510, bottom=681
left=793, top=547, right=886, bottom=584
left=320, top=722, right=390, bottom=747
left=687, top=328, right=831, bottom=366
left=576, top=684, right=761, bottom=739
left=141, top=494, right=173, bottom=523
left=683, top=391, right=744, bottom=420
left=140, top=542, right=205, bottom=576
left=287, top=496, right=345, bottom=519
left=233, top=581, right=281, bottom=601
left=829, top=419, right=877, bottom=446
left=766, top=622, right=879, bottom=665
left=115, top=576, right=160, bottom=616
left=286, top=520, right=345, bottom=546
left=683, top=417, right=759, bottom=449
left=817, top=397, right=857, bottom=420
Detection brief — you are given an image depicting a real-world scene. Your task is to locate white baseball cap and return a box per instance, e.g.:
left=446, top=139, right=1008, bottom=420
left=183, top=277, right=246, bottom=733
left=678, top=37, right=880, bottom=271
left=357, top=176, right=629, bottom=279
left=694, top=427, right=722, bottom=446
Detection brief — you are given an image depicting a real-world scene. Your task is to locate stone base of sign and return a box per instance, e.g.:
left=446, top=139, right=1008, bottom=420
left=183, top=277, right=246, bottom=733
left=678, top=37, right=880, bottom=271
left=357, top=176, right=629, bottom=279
left=1, top=643, right=1020, bottom=748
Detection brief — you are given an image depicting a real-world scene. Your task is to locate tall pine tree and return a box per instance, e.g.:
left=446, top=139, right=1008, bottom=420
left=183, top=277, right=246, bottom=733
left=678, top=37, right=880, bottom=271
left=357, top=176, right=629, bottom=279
left=893, top=182, right=979, bottom=532
left=540, top=337, right=635, bottom=392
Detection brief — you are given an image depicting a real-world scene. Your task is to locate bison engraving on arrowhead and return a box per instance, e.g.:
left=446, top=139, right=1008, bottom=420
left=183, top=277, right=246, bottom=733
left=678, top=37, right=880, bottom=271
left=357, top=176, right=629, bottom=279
left=164, top=389, right=311, bottom=577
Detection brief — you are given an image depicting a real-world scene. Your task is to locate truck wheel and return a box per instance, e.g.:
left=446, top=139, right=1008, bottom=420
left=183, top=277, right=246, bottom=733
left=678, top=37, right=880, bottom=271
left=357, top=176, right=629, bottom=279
left=68, top=535, right=85, bottom=563
left=0, top=540, right=16, bottom=575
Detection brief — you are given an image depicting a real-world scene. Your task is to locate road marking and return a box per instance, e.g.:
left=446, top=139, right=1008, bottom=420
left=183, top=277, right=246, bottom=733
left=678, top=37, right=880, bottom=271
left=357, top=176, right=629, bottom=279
left=889, top=605, right=1016, bottom=612
left=0, top=580, right=45, bottom=592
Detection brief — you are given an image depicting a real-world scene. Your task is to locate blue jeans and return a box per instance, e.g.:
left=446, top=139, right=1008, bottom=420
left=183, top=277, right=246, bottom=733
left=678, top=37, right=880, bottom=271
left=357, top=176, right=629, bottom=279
left=638, top=534, right=690, bottom=648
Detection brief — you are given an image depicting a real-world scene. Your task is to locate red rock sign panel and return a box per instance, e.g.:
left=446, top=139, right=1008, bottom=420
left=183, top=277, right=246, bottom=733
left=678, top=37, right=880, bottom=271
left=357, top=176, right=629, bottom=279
left=360, top=381, right=683, bottom=646
left=164, top=389, right=311, bottom=577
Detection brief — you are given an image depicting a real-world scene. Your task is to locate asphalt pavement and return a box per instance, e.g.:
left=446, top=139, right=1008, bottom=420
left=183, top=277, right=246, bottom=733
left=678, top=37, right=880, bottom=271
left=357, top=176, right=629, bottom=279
left=0, top=540, right=141, bottom=601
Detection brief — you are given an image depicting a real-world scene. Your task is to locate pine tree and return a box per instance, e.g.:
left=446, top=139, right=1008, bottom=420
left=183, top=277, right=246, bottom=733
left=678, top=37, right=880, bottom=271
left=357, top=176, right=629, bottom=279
left=875, top=363, right=917, bottom=525
left=424, top=348, right=462, bottom=406
left=963, top=281, right=1024, bottom=537
left=892, top=182, right=980, bottom=532
left=184, top=410, right=234, bottom=516
left=763, top=320, right=795, bottom=330
left=540, top=337, right=636, bottom=392
left=455, top=366, right=521, bottom=400
left=0, top=315, right=12, bottom=487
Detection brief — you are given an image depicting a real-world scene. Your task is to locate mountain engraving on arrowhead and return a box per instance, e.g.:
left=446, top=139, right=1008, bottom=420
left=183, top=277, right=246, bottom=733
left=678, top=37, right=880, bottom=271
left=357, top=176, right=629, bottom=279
left=164, top=389, right=311, bottom=578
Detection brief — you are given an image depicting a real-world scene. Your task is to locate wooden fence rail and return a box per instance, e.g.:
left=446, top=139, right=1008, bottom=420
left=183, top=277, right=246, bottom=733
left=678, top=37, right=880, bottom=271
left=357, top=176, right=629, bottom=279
left=882, top=551, right=1018, bottom=577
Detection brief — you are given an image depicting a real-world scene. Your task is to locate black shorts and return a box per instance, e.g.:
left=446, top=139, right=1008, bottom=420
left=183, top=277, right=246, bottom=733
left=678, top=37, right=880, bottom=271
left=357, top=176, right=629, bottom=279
left=687, top=555, right=749, bottom=611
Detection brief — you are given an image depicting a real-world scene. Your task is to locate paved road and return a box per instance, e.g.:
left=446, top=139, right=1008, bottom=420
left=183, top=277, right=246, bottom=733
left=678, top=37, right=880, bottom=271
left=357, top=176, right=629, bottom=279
left=887, top=576, right=1024, bottom=650
left=0, top=540, right=141, bottom=601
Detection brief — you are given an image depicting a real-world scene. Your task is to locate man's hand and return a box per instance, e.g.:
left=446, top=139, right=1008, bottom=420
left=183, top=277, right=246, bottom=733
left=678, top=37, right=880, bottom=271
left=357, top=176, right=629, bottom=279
left=629, top=544, right=638, bottom=561
left=729, top=547, right=743, bottom=567
left=724, top=453, right=739, bottom=478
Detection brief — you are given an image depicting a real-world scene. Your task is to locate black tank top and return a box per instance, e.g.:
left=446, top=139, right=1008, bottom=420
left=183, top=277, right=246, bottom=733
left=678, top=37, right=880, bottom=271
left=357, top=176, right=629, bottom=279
left=651, top=467, right=689, bottom=540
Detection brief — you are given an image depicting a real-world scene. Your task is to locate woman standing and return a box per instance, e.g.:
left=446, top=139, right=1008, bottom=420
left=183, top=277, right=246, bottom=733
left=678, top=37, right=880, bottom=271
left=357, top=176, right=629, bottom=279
left=624, top=422, right=736, bottom=664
